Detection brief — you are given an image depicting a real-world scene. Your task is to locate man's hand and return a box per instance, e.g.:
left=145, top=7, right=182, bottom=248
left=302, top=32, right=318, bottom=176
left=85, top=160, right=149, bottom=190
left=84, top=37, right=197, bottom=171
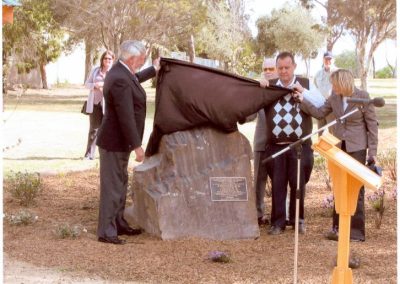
left=134, top=147, right=145, bottom=162
left=260, top=78, right=269, bottom=88
left=153, top=57, right=161, bottom=72
left=292, top=82, right=304, bottom=93
left=292, top=90, right=303, bottom=102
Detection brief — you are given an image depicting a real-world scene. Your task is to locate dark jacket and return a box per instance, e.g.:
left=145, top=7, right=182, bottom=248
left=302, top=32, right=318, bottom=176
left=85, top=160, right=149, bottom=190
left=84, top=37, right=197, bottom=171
left=97, top=61, right=156, bottom=152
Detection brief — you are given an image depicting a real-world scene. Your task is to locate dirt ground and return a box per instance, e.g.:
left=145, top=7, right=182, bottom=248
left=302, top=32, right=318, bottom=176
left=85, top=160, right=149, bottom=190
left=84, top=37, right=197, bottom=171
left=3, top=165, right=397, bottom=283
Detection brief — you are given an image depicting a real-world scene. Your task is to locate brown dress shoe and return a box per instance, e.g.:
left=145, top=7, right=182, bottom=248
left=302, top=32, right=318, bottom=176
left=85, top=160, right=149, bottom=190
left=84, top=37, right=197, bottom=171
left=98, top=236, right=126, bottom=245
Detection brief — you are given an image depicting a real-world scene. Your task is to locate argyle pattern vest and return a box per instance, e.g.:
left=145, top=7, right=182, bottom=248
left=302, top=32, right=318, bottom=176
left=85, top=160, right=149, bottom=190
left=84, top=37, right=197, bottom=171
left=265, top=77, right=312, bottom=144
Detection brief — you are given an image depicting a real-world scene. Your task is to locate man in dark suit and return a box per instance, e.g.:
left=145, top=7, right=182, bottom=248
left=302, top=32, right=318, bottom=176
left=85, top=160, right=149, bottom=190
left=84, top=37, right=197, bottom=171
left=96, top=40, right=160, bottom=245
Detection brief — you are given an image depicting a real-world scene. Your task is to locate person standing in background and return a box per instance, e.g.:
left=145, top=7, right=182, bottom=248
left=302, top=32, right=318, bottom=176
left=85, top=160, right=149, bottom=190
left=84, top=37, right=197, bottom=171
left=254, top=58, right=278, bottom=226
left=314, top=51, right=335, bottom=135
left=83, top=50, right=115, bottom=160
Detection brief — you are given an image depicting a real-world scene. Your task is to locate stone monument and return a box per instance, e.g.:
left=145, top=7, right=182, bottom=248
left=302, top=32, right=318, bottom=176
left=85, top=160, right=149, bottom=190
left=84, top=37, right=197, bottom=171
left=125, top=127, right=259, bottom=240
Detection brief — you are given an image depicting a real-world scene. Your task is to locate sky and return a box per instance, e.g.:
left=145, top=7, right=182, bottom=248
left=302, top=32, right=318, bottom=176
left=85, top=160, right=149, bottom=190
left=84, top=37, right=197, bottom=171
left=244, top=0, right=397, bottom=74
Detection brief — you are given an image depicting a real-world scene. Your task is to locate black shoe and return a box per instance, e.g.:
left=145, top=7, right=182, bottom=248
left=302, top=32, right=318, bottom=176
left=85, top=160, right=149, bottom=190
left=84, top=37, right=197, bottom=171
left=98, top=236, right=126, bottom=245
left=118, top=227, right=142, bottom=236
left=268, top=226, right=284, bottom=235
left=258, top=216, right=269, bottom=226
left=325, top=229, right=338, bottom=241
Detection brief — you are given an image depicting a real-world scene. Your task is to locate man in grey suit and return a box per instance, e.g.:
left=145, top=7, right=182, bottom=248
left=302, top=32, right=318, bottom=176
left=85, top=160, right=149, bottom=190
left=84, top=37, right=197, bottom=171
left=96, top=40, right=160, bottom=244
left=254, top=58, right=278, bottom=225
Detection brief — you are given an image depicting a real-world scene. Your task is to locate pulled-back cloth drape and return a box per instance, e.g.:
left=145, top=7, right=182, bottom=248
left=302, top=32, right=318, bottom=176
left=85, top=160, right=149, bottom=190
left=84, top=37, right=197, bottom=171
left=145, top=58, right=292, bottom=157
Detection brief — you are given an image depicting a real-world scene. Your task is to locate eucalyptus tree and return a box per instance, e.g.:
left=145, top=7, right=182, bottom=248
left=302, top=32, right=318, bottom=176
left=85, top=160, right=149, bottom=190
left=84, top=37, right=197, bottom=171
left=299, top=0, right=345, bottom=52
left=332, top=0, right=396, bottom=89
left=255, top=5, right=326, bottom=75
left=195, top=0, right=253, bottom=74
left=53, top=0, right=207, bottom=80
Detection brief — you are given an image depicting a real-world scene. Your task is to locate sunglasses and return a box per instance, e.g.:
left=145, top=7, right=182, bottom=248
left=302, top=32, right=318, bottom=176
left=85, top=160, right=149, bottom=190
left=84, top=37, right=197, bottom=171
left=264, top=67, right=276, bottom=72
left=104, top=57, right=113, bottom=61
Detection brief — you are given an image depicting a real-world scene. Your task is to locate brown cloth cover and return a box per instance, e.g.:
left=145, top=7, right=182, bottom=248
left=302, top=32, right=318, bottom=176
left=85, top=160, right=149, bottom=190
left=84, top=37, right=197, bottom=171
left=145, top=58, right=291, bottom=156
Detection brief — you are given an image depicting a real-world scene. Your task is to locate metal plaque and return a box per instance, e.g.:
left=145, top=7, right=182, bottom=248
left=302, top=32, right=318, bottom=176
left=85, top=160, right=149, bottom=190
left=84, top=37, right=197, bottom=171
left=209, top=177, right=248, bottom=201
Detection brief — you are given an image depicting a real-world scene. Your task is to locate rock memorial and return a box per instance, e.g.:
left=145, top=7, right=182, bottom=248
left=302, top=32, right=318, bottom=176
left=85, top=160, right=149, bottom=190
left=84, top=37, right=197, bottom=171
left=125, top=127, right=259, bottom=240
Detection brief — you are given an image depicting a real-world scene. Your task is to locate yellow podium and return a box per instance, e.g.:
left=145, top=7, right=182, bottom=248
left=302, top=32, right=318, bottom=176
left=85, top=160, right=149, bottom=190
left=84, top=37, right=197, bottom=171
left=313, top=133, right=382, bottom=284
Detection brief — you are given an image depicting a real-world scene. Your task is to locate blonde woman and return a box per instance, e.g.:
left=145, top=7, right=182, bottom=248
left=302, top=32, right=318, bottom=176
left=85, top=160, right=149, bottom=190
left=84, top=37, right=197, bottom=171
left=298, top=68, right=379, bottom=242
left=84, top=50, right=115, bottom=160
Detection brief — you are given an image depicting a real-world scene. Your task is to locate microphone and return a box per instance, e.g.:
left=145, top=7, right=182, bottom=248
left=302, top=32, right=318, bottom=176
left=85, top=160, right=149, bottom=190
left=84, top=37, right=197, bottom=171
left=347, top=97, right=385, bottom=107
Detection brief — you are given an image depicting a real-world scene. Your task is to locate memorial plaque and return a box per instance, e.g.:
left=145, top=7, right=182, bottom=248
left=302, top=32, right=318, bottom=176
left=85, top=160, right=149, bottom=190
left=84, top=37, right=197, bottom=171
left=209, top=177, right=248, bottom=201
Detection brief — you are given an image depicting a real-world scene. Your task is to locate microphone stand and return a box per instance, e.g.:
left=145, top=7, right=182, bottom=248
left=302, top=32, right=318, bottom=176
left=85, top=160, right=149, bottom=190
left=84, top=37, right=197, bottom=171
left=262, top=107, right=360, bottom=284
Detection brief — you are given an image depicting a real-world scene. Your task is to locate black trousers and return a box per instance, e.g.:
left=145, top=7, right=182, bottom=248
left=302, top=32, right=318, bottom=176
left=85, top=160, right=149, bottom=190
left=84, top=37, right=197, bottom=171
left=265, top=142, right=314, bottom=229
left=84, top=103, right=103, bottom=159
left=332, top=141, right=366, bottom=241
left=97, top=147, right=132, bottom=238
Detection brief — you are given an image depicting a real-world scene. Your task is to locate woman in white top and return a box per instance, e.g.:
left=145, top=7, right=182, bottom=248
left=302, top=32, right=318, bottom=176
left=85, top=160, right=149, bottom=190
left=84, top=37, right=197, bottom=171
left=84, top=50, right=115, bottom=159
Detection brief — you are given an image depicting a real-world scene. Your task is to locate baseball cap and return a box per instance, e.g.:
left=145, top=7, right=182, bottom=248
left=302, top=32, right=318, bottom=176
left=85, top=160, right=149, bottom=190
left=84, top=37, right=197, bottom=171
left=323, top=51, right=333, bottom=59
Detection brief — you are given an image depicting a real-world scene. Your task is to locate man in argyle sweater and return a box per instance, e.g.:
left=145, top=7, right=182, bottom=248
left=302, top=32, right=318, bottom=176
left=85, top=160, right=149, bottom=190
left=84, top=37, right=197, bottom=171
left=260, top=52, right=325, bottom=235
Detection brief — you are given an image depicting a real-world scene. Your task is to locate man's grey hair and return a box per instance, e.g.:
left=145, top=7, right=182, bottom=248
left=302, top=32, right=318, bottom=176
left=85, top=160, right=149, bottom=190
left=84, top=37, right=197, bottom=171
left=119, top=40, right=146, bottom=61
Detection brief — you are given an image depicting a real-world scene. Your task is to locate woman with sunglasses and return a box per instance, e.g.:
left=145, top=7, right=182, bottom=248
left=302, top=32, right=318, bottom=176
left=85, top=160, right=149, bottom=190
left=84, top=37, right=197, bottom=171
left=83, top=50, right=115, bottom=160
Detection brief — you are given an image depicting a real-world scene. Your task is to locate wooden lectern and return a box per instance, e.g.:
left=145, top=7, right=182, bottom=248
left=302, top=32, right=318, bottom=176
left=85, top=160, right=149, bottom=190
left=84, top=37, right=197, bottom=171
left=313, top=133, right=382, bottom=284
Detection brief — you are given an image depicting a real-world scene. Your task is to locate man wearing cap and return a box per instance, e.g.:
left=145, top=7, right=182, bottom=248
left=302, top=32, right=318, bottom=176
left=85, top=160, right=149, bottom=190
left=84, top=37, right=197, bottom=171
left=314, top=51, right=335, bottom=134
left=253, top=58, right=278, bottom=226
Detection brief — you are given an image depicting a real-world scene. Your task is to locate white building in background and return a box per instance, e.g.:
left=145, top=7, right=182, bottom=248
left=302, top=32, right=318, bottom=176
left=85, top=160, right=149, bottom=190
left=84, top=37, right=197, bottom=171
left=46, top=43, right=86, bottom=86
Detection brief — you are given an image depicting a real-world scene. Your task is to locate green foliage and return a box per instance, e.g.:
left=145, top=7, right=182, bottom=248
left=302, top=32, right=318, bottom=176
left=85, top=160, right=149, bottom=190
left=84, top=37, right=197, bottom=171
left=334, top=50, right=358, bottom=77
left=6, top=209, right=38, bottom=226
left=6, top=171, right=41, bottom=206
left=255, top=5, right=326, bottom=60
left=3, top=0, right=64, bottom=73
left=375, top=66, right=394, bottom=79
left=54, top=224, right=85, bottom=239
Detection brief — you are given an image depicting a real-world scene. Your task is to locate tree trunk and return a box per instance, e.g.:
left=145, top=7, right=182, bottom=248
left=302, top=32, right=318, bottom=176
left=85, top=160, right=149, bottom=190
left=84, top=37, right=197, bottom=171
left=372, top=57, right=375, bottom=79
left=3, top=52, right=9, bottom=95
left=39, top=62, right=48, bottom=89
left=188, top=35, right=195, bottom=63
left=84, top=39, right=93, bottom=83
left=357, top=44, right=368, bottom=90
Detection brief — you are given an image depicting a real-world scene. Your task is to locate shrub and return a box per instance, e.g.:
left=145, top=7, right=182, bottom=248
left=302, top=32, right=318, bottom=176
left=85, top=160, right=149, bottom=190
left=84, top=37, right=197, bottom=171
left=313, top=155, right=331, bottom=191
left=378, top=149, right=396, bottom=182
left=6, top=209, right=38, bottom=226
left=54, top=224, right=85, bottom=239
left=321, top=194, right=334, bottom=217
left=375, top=66, right=394, bottom=79
left=6, top=171, right=41, bottom=206
left=367, top=188, right=385, bottom=229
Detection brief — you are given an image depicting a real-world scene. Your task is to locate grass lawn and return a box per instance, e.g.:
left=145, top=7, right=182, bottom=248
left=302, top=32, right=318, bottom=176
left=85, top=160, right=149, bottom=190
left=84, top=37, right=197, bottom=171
left=3, top=79, right=397, bottom=174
